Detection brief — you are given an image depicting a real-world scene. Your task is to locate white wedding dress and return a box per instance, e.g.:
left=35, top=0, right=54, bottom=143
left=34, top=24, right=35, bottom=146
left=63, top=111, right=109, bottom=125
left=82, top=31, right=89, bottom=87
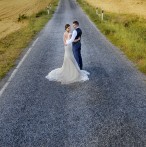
left=45, top=36, right=89, bottom=84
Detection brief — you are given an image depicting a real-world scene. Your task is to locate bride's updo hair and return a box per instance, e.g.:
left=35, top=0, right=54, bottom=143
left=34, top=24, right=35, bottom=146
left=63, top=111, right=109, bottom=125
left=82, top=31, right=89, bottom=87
left=65, top=24, right=70, bottom=30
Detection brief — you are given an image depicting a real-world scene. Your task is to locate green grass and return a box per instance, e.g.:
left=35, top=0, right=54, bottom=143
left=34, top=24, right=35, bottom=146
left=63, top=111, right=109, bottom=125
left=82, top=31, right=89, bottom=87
left=77, top=0, right=146, bottom=74
left=0, top=0, right=58, bottom=80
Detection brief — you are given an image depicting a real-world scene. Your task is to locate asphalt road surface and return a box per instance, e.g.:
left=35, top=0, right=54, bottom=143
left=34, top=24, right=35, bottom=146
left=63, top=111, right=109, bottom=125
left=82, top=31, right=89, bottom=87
left=0, top=0, right=146, bottom=146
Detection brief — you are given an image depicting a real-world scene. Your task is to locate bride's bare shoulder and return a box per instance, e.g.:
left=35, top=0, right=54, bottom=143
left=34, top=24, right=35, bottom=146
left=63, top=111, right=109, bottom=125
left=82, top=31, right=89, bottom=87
left=64, top=32, right=68, bottom=38
left=64, top=32, right=67, bottom=35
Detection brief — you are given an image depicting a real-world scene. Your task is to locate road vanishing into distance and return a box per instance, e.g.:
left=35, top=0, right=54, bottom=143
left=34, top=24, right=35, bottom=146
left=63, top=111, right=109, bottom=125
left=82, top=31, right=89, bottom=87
left=0, top=0, right=146, bottom=146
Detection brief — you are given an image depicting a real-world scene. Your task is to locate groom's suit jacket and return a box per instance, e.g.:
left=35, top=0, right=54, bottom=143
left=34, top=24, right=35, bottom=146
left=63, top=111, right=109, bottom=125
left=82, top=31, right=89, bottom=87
left=72, top=28, right=82, bottom=45
left=66, top=27, right=82, bottom=45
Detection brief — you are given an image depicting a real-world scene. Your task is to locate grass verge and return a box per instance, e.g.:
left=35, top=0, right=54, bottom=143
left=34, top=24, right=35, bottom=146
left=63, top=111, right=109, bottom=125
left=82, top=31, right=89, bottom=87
left=0, top=0, right=58, bottom=80
left=77, top=0, right=146, bottom=74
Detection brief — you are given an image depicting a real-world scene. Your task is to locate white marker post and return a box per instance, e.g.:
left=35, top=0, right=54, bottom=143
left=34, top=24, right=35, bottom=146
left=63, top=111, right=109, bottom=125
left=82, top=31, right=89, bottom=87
left=47, top=9, right=50, bottom=14
left=47, top=6, right=50, bottom=14
left=101, top=10, right=104, bottom=21
left=96, top=7, right=98, bottom=15
left=49, top=3, right=52, bottom=10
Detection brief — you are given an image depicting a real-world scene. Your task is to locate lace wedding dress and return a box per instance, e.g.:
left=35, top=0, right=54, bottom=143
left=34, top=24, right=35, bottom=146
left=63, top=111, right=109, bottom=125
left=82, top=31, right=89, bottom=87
left=45, top=37, right=89, bottom=84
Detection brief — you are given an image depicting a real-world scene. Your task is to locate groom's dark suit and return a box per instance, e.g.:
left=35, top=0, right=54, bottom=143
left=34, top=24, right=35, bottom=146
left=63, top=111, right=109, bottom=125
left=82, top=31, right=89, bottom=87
left=72, top=28, right=83, bottom=70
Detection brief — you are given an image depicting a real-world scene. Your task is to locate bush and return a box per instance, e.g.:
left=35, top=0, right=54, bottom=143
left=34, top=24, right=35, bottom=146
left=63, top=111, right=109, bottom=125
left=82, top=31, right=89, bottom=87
left=36, top=10, right=47, bottom=18
left=18, top=14, right=28, bottom=22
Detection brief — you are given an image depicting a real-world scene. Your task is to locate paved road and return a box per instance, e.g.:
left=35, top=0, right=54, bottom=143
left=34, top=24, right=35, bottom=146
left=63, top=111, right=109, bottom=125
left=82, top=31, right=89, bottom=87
left=0, top=0, right=146, bottom=146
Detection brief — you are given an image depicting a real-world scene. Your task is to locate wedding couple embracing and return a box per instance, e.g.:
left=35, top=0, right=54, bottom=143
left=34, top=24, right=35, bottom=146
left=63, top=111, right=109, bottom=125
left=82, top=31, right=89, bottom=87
left=46, top=21, right=90, bottom=84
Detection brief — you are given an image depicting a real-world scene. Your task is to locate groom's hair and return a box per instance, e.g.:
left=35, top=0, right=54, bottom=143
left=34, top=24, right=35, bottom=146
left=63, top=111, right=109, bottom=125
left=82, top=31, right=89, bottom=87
left=73, top=21, right=79, bottom=26
left=65, top=24, right=70, bottom=30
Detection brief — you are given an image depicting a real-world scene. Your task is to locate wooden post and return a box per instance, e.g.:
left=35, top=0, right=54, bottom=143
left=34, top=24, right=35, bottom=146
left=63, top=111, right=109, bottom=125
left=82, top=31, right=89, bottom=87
left=46, top=4, right=51, bottom=15
left=96, top=7, right=98, bottom=15
left=47, top=9, right=50, bottom=14
left=47, top=6, right=49, bottom=14
left=101, top=10, right=104, bottom=21
left=49, top=3, right=52, bottom=10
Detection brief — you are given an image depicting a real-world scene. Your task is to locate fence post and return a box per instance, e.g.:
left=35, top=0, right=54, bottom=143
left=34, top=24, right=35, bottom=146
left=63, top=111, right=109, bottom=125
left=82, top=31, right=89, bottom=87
left=46, top=4, right=51, bottom=15
left=96, top=7, right=98, bottom=15
left=46, top=6, right=50, bottom=14
left=49, top=3, right=52, bottom=10
left=101, top=10, right=104, bottom=21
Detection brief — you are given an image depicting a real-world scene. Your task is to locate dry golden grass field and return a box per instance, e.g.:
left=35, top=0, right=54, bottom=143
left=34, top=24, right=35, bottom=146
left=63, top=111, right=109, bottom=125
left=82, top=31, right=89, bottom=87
left=0, top=0, right=52, bottom=39
left=86, top=0, right=146, bottom=17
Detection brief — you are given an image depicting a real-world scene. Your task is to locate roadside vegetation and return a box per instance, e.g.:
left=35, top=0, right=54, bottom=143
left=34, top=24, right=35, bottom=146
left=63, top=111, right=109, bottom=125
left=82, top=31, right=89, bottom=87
left=0, top=0, right=58, bottom=79
left=77, top=0, right=146, bottom=74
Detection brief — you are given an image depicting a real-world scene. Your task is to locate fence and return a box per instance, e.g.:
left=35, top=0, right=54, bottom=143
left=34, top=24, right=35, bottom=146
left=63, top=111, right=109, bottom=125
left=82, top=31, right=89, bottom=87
left=96, top=7, right=104, bottom=21
left=46, top=3, right=52, bottom=14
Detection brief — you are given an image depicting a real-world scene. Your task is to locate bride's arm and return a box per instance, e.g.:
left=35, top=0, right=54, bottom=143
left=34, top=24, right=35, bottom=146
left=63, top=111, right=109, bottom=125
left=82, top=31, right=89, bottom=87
left=69, top=32, right=80, bottom=43
left=73, top=37, right=80, bottom=43
left=63, top=33, right=67, bottom=45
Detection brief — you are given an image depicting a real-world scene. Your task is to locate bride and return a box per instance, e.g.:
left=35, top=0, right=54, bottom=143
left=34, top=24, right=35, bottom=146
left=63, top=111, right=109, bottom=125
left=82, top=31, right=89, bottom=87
left=45, top=24, right=89, bottom=84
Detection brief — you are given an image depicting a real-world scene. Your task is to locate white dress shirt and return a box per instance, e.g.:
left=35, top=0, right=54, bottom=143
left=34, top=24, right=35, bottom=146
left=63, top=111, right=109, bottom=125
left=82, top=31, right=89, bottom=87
left=66, top=29, right=78, bottom=45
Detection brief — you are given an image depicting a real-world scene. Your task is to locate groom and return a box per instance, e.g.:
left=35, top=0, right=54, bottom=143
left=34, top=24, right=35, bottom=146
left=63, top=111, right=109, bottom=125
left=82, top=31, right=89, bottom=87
left=66, top=21, right=83, bottom=70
